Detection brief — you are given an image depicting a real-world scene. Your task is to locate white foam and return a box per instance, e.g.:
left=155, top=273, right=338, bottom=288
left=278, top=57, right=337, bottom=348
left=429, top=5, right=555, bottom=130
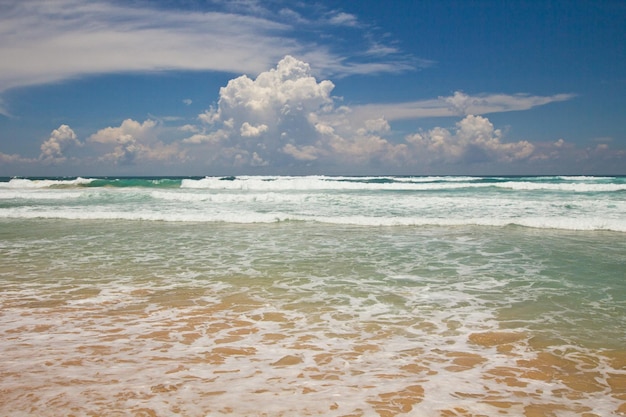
left=494, top=180, right=626, bottom=192
left=0, top=177, right=94, bottom=188
left=0, top=190, right=86, bottom=200
left=557, top=175, right=615, bottom=181
left=2, top=175, right=625, bottom=233
left=2, top=217, right=624, bottom=416
left=2, top=207, right=625, bottom=232
left=179, top=175, right=626, bottom=192
left=516, top=216, right=626, bottom=232
left=180, top=176, right=489, bottom=191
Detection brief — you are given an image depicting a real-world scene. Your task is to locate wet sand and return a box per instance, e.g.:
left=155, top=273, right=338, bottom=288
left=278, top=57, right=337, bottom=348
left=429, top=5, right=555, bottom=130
left=1, top=289, right=624, bottom=416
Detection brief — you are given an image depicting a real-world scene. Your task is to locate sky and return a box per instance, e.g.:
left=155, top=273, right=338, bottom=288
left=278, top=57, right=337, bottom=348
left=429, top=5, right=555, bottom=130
left=0, top=0, right=625, bottom=176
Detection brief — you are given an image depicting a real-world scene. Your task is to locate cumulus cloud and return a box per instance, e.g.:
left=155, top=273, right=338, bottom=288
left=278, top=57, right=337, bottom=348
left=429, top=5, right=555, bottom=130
left=88, top=119, right=184, bottom=165
left=181, top=56, right=574, bottom=170
left=531, top=137, right=626, bottom=164
left=443, top=91, right=486, bottom=116
left=240, top=122, right=269, bottom=137
left=0, top=152, right=31, bottom=164
left=406, top=115, right=535, bottom=164
left=39, top=124, right=81, bottom=162
left=0, top=48, right=622, bottom=174
left=216, top=55, right=335, bottom=120
left=326, top=132, right=407, bottom=166
left=4, top=54, right=610, bottom=174
left=281, top=143, right=320, bottom=161
left=185, top=56, right=408, bottom=168
left=313, top=115, right=409, bottom=166
left=187, top=56, right=336, bottom=166
left=360, top=118, right=391, bottom=134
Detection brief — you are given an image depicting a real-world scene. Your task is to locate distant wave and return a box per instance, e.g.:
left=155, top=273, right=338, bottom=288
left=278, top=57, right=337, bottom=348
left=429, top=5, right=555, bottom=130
left=0, top=177, right=185, bottom=189
left=2, top=175, right=624, bottom=232
left=0, top=177, right=95, bottom=188
left=179, top=175, right=626, bottom=193
left=3, top=209, right=625, bottom=232
left=2, top=175, right=624, bottom=193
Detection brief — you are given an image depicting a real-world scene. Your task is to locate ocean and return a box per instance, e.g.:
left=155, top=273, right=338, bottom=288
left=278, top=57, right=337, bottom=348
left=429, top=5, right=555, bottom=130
left=0, top=175, right=625, bottom=416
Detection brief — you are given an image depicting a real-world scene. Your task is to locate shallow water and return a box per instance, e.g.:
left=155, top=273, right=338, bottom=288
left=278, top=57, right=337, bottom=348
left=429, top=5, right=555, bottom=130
left=1, top=218, right=625, bottom=416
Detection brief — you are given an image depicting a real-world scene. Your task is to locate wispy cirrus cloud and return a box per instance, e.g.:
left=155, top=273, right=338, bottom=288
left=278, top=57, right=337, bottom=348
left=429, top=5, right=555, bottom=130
left=0, top=0, right=288, bottom=92
left=0, top=0, right=417, bottom=97
left=327, top=12, right=359, bottom=27
left=349, top=91, right=577, bottom=121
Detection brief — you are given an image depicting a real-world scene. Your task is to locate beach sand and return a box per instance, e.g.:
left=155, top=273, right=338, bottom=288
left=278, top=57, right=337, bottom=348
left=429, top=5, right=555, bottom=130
left=2, top=287, right=624, bottom=416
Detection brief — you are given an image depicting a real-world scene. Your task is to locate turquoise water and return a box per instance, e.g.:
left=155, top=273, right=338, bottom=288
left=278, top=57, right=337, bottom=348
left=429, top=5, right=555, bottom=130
left=0, top=176, right=625, bottom=416
left=1, top=175, right=625, bottom=230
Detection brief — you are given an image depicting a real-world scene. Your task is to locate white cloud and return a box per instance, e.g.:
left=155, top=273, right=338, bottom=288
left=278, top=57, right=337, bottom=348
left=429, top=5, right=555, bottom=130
left=529, top=137, right=626, bottom=165
left=281, top=143, right=320, bottom=161
left=0, top=41, right=622, bottom=175
left=362, top=118, right=391, bottom=134
left=326, top=133, right=407, bottom=166
left=3, top=55, right=606, bottom=174
left=187, top=56, right=336, bottom=166
left=88, top=119, right=184, bottom=164
left=366, top=43, right=400, bottom=57
left=240, top=122, right=269, bottom=137
left=443, top=91, right=484, bottom=115
left=187, top=55, right=401, bottom=167
left=350, top=91, right=576, bottom=121
left=180, top=124, right=200, bottom=134
left=0, top=0, right=416, bottom=96
left=406, top=115, right=534, bottom=164
left=328, top=12, right=359, bottom=27
left=181, top=57, right=577, bottom=170
left=89, top=119, right=156, bottom=145
left=0, top=1, right=285, bottom=92
left=0, top=152, right=31, bottom=164
left=216, top=55, right=335, bottom=118
left=39, top=124, right=81, bottom=162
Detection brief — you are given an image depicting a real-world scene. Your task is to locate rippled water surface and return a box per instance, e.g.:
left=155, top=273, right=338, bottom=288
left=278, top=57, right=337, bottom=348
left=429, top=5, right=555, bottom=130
left=1, top=218, right=625, bottom=416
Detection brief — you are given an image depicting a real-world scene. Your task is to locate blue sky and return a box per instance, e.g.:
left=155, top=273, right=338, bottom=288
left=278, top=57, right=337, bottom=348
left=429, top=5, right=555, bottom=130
left=0, top=0, right=624, bottom=176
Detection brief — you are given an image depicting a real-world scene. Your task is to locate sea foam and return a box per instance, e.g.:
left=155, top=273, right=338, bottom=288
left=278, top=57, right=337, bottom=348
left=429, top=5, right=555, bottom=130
left=1, top=175, right=624, bottom=232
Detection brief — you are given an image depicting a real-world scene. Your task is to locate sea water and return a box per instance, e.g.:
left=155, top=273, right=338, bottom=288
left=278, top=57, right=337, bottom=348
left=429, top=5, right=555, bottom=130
left=0, top=176, right=625, bottom=416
